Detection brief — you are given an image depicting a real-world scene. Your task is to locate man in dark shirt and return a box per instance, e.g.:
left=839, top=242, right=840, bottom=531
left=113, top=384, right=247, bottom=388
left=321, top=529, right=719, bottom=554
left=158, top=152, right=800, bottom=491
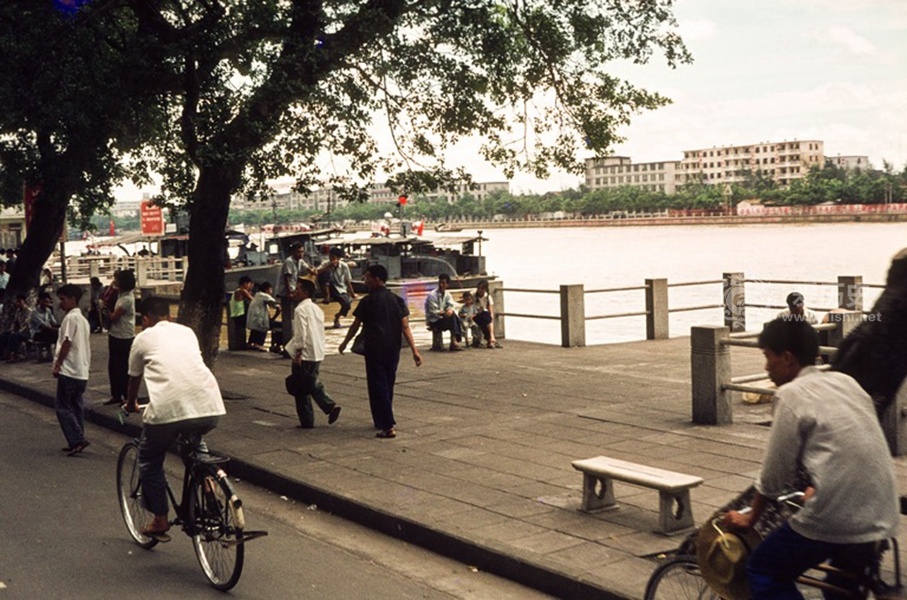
left=339, top=265, right=422, bottom=439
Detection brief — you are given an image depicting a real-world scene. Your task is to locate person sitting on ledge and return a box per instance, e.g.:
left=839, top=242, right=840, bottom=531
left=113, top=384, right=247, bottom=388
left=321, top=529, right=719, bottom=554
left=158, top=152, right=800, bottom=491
left=424, top=274, right=463, bottom=351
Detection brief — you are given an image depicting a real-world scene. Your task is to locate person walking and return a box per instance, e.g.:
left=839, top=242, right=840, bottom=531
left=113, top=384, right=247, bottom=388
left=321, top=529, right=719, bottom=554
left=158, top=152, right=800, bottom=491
left=52, top=284, right=92, bottom=456
left=104, top=269, right=136, bottom=406
left=339, top=265, right=422, bottom=439
left=284, top=278, right=341, bottom=428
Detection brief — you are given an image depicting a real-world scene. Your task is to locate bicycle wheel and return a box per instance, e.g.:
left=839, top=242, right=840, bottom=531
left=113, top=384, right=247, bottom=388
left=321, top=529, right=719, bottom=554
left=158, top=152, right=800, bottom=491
left=115, top=442, right=158, bottom=549
left=644, top=555, right=719, bottom=600
left=188, top=468, right=245, bottom=591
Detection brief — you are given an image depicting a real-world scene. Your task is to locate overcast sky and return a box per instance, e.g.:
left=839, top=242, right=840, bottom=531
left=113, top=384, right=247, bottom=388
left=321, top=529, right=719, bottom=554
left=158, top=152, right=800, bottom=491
left=500, top=0, right=907, bottom=193
left=118, top=0, right=906, bottom=201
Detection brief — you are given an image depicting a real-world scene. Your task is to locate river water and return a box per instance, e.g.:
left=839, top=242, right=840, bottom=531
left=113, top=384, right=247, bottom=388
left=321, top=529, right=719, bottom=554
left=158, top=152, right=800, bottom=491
left=435, top=222, right=907, bottom=345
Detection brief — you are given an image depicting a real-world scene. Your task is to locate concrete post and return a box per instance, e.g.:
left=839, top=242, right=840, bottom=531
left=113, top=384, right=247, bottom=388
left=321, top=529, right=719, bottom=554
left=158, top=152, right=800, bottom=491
left=490, top=280, right=505, bottom=340
left=181, top=257, right=189, bottom=282
left=824, top=310, right=862, bottom=348
left=691, top=325, right=733, bottom=425
left=560, top=284, right=585, bottom=348
left=135, top=259, right=149, bottom=287
left=837, top=276, right=863, bottom=311
left=645, top=278, right=669, bottom=340
left=89, top=260, right=100, bottom=279
left=723, top=273, right=745, bottom=332
left=879, top=380, right=907, bottom=457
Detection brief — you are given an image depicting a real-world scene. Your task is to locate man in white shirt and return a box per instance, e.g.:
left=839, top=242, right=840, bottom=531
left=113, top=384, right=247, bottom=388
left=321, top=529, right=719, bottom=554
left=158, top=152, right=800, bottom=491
left=424, top=274, right=463, bottom=351
left=776, top=291, right=819, bottom=324
left=284, top=278, right=341, bottom=428
left=725, top=318, right=898, bottom=598
left=125, top=297, right=226, bottom=541
left=52, top=284, right=92, bottom=456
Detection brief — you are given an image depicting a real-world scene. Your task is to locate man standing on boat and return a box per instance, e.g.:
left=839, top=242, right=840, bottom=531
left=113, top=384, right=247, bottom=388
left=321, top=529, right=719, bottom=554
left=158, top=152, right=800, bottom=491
left=276, top=242, right=316, bottom=355
left=425, top=274, right=464, bottom=351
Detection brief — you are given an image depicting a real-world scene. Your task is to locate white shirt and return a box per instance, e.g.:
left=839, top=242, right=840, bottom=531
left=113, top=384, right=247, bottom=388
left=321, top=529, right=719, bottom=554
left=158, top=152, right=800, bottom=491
left=0, top=271, right=9, bottom=289
left=776, top=307, right=819, bottom=324
left=55, top=308, right=91, bottom=380
left=128, top=321, right=226, bottom=425
left=247, top=291, right=277, bottom=332
left=283, top=298, right=325, bottom=362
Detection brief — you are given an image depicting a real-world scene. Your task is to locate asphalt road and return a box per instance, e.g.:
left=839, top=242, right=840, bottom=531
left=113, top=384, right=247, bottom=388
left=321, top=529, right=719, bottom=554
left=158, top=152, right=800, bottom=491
left=0, top=391, right=552, bottom=600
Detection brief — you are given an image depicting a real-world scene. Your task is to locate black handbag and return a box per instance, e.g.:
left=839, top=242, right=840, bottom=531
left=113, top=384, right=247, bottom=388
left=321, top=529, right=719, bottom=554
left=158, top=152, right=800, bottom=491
left=284, top=373, right=302, bottom=396
left=351, top=332, right=366, bottom=355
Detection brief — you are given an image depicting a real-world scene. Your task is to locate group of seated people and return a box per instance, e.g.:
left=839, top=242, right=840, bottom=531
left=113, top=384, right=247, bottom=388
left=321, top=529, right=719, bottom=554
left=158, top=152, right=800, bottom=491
left=425, top=275, right=501, bottom=351
left=1, top=291, right=60, bottom=362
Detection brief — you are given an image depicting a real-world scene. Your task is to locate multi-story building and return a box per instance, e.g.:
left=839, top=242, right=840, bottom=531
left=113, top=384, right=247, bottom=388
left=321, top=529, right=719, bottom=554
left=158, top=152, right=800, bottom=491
left=679, top=139, right=824, bottom=187
left=585, top=139, right=838, bottom=195
left=827, top=155, right=872, bottom=171
left=368, top=181, right=510, bottom=204
left=584, top=156, right=682, bottom=194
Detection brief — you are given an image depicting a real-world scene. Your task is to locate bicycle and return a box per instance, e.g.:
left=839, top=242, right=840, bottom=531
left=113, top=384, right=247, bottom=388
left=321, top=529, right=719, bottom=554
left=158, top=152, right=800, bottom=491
left=644, top=492, right=904, bottom=599
left=115, top=427, right=267, bottom=591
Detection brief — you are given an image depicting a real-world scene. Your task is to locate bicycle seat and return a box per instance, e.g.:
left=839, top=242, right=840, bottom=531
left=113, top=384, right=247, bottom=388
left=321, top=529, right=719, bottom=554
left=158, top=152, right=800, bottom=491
left=192, top=452, right=230, bottom=465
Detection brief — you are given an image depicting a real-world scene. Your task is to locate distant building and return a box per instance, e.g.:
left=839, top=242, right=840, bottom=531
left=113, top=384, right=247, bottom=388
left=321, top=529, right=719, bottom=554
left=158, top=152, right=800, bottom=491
left=111, top=199, right=142, bottom=217
left=827, top=155, right=872, bottom=171
left=0, top=206, right=25, bottom=248
left=584, top=157, right=681, bottom=194
left=368, top=181, right=510, bottom=204
left=679, top=140, right=824, bottom=187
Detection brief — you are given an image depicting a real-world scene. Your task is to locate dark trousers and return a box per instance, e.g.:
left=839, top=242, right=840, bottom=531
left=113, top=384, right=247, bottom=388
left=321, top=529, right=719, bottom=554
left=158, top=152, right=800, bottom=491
left=747, top=522, right=877, bottom=599
left=108, top=336, right=134, bottom=402
left=364, top=352, right=400, bottom=431
left=428, top=314, right=462, bottom=343
left=280, top=297, right=295, bottom=343
left=292, top=361, right=337, bottom=427
left=248, top=329, right=267, bottom=346
left=33, top=329, right=59, bottom=345
left=55, top=375, right=87, bottom=447
left=327, top=291, right=352, bottom=318
left=138, top=416, right=219, bottom=516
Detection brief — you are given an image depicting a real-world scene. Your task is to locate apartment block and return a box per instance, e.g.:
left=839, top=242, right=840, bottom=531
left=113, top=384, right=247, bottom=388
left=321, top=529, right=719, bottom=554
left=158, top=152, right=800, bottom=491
left=368, top=181, right=510, bottom=204
left=828, top=155, right=872, bottom=171
left=680, top=140, right=824, bottom=187
left=584, top=156, right=682, bottom=194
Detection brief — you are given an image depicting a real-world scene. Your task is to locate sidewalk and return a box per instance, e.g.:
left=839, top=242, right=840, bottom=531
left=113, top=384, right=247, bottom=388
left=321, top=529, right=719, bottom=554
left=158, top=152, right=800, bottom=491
left=3, top=330, right=905, bottom=599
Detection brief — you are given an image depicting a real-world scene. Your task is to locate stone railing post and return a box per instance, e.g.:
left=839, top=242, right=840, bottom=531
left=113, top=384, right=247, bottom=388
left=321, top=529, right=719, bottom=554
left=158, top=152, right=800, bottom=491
left=135, top=258, right=149, bottom=287
left=490, top=280, right=505, bottom=340
left=824, top=310, right=862, bottom=348
left=645, top=278, right=669, bottom=340
left=837, top=276, right=863, bottom=311
left=691, top=325, right=732, bottom=425
left=181, top=257, right=189, bottom=282
left=723, top=272, right=745, bottom=332
left=560, top=284, right=585, bottom=348
left=89, top=260, right=100, bottom=279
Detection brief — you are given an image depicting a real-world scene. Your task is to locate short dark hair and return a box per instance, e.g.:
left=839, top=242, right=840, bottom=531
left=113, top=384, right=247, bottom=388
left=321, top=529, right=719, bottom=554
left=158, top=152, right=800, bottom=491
left=758, top=318, right=818, bottom=366
left=366, top=264, right=388, bottom=282
left=142, top=296, right=170, bottom=319
left=38, top=292, right=52, bottom=302
left=297, top=278, right=316, bottom=298
left=259, top=281, right=272, bottom=293
left=289, top=241, right=303, bottom=251
left=786, top=292, right=804, bottom=310
left=239, top=275, right=252, bottom=286
left=117, top=269, right=136, bottom=292
left=438, top=273, right=451, bottom=284
left=329, top=246, right=344, bottom=258
left=57, top=283, right=83, bottom=302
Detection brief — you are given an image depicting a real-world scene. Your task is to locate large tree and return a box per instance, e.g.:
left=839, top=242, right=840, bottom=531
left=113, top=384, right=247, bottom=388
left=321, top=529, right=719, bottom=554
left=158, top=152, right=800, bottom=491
left=127, top=0, right=690, bottom=362
left=0, top=1, right=165, bottom=311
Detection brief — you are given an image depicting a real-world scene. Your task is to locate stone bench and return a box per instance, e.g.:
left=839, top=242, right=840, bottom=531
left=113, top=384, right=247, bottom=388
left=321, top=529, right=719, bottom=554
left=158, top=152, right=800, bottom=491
left=571, top=456, right=703, bottom=535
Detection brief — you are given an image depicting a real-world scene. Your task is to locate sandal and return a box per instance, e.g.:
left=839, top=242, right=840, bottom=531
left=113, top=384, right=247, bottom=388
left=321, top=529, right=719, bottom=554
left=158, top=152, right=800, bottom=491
left=140, top=526, right=172, bottom=542
left=376, top=428, right=396, bottom=439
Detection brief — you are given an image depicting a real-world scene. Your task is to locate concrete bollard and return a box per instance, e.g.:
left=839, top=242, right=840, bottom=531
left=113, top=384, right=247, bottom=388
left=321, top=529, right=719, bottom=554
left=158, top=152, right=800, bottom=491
left=691, top=325, right=732, bottom=425
left=722, top=272, right=745, bottom=333
left=824, top=310, right=862, bottom=347
left=490, top=280, right=505, bottom=340
left=135, top=259, right=149, bottom=287
left=89, top=260, right=100, bottom=279
left=645, top=278, right=669, bottom=340
left=560, top=284, right=585, bottom=348
left=837, top=276, right=863, bottom=311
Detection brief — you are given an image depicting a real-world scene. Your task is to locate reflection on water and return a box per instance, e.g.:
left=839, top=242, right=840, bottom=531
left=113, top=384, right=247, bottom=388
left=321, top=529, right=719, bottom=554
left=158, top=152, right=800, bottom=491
left=439, top=222, right=906, bottom=345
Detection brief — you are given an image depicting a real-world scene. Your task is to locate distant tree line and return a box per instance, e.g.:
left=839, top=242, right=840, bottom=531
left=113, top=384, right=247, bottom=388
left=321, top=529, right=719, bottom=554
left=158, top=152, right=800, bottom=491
left=219, top=161, right=907, bottom=226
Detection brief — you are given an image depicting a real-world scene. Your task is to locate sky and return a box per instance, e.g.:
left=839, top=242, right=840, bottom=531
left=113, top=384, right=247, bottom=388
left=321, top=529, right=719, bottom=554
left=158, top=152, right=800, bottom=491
left=118, top=0, right=907, bottom=201
left=500, top=0, right=907, bottom=193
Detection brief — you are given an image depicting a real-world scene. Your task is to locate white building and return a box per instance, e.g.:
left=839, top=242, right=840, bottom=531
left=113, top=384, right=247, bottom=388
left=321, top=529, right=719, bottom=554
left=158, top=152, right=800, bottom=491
left=679, top=140, right=824, bottom=187
left=368, top=181, right=510, bottom=204
left=584, top=157, right=682, bottom=194
left=827, top=155, right=872, bottom=171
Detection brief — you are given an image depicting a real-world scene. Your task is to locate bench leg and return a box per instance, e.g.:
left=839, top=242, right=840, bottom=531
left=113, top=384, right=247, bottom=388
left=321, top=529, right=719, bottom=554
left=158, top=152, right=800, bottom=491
left=658, top=489, right=695, bottom=535
left=431, top=329, right=444, bottom=351
left=580, top=473, right=617, bottom=512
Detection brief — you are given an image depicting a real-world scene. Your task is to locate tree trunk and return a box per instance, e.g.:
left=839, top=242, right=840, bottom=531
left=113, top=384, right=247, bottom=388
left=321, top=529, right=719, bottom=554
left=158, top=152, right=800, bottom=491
left=0, top=188, right=67, bottom=328
left=178, top=165, right=236, bottom=367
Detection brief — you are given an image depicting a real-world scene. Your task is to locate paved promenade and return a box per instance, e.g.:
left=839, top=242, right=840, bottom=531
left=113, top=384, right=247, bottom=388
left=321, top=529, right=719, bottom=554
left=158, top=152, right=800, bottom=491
left=3, top=331, right=905, bottom=599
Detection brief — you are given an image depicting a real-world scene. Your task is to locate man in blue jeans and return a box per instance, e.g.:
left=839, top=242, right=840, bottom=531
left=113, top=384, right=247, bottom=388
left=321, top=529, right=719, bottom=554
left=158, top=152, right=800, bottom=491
left=724, top=319, right=898, bottom=598
left=125, top=297, right=226, bottom=541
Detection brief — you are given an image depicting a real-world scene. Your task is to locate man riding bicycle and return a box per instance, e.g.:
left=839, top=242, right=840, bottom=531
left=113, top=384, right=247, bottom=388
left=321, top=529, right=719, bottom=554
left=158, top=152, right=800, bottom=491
left=124, top=297, right=226, bottom=542
left=724, top=318, right=899, bottom=598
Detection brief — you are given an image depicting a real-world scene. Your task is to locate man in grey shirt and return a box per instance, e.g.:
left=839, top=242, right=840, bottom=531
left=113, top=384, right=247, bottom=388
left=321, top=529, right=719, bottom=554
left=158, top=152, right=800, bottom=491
left=275, top=242, right=315, bottom=355
left=725, top=318, right=898, bottom=598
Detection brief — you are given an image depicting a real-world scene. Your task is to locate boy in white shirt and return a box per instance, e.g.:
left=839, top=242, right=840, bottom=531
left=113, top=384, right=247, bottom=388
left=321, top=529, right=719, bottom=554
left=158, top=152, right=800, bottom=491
left=52, top=284, right=92, bottom=456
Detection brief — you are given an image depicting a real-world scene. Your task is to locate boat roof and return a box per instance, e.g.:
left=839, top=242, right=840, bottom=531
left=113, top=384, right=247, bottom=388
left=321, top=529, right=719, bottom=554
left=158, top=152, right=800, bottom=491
left=265, top=227, right=344, bottom=241
left=343, top=234, right=486, bottom=247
